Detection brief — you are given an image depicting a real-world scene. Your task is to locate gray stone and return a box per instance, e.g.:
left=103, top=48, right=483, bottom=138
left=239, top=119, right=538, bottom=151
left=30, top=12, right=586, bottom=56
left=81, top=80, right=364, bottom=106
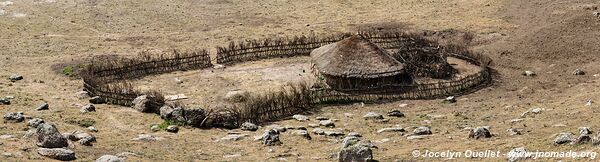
left=363, top=112, right=383, bottom=120
left=89, top=96, right=106, bottom=104
left=261, top=129, right=282, bottom=146
left=159, top=105, right=174, bottom=119
left=291, top=130, right=311, bottom=140
left=96, top=155, right=124, bottom=162
left=166, top=125, right=179, bottom=133
left=319, top=120, right=335, bottom=127
left=572, top=134, right=591, bottom=145
left=292, top=114, right=309, bottom=121
left=224, top=90, right=248, bottom=103
left=28, top=118, right=45, bottom=128
left=586, top=100, right=593, bottom=107
left=341, top=136, right=361, bottom=148
left=3, top=112, right=24, bottom=122
left=443, top=96, right=456, bottom=103
left=267, top=125, right=287, bottom=133
left=37, top=148, right=76, bottom=161
left=79, top=136, right=96, bottom=146
left=36, top=123, right=68, bottom=148
left=133, top=95, right=151, bottom=112
left=132, top=134, right=159, bottom=141
left=75, top=91, right=89, bottom=99
left=9, top=74, right=23, bottom=82
left=377, top=127, right=405, bottom=133
left=572, top=69, right=585, bottom=75
left=579, top=127, right=592, bottom=135
left=36, top=103, right=49, bottom=111
left=338, top=137, right=373, bottom=162
left=407, top=135, right=426, bottom=140
left=315, top=116, right=329, bottom=120
left=507, top=147, right=529, bottom=162
left=413, top=126, right=432, bottom=135
left=0, top=134, right=14, bottom=139
left=312, top=128, right=325, bottom=135
left=522, top=71, right=535, bottom=76
left=469, top=127, right=492, bottom=139
left=308, top=124, right=319, bottom=128
left=241, top=122, right=258, bottom=131
left=0, top=98, right=9, bottom=105
left=594, top=12, right=600, bottom=17
left=347, top=132, right=362, bottom=137
left=324, top=130, right=344, bottom=137
left=150, top=125, right=160, bottom=132
left=387, top=110, right=405, bottom=117
left=593, top=134, right=600, bottom=146
left=80, top=104, right=96, bottom=113
left=507, top=128, right=522, bottom=136
left=554, top=133, right=574, bottom=145
left=87, top=126, right=98, bottom=132
left=174, top=78, right=183, bottom=84
left=221, top=134, right=248, bottom=141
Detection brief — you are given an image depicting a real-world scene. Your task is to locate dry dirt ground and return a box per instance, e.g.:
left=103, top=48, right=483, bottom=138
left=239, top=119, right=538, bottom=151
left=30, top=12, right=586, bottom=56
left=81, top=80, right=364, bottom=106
left=1, top=0, right=600, bottom=161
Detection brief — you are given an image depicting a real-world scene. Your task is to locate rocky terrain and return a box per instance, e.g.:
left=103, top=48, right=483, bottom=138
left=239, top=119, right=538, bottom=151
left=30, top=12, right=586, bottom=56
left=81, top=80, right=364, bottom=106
left=1, top=0, right=600, bottom=161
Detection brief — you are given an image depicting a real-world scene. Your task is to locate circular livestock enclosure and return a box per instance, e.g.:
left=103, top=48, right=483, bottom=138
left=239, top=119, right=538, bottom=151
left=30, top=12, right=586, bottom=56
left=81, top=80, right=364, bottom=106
left=80, top=30, right=493, bottom=129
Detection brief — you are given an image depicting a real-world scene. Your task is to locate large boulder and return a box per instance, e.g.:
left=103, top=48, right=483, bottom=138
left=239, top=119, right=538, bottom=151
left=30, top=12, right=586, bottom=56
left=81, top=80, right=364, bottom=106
left=28, top=118, right=45, bottom=128
left=36, top=123, right=69, bottom=148
left=261, top=129, right=282, bottom=146
left=132, top=94, right=164, bottom=113
left=338, top=136, right=373, bottom=162
left=37, top=148, right=76, bottom=161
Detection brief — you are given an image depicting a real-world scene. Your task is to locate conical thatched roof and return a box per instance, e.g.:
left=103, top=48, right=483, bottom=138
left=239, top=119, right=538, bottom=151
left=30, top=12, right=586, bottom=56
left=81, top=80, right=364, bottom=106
left=310, top=34, right=406, bottom=78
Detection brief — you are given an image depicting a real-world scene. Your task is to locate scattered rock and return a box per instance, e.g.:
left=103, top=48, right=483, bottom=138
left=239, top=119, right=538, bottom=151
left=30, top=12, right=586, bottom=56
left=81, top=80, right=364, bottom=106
left=338, top=137, right=373, bottom=162
left=36, top=103, right=49, bottom=111
left=579, top=127, right=592, bottom=135
left=224, top=90, right=248, bottom=103
left=174, top=78, right=183, bottom=84
left=164, top=94, right=188, bottom=101
left=507, top=147, right=529, bottom=162
left=443, top=96, right=456, bottom=103
left=37, top=148, right=76, bottom=161
left=150, top=125, right=160, bottom=132
left=572, top=134, right=591, bottom=145
left=521, top=108, right=543, bottom=117
left=3, top=112, right=24, bottom=122
left=221, top=134, right=248, bottom=141
left=261, top=129, right=282, bottom=146
left=312, top=128, right=325, bottom=135
left=412, top=126, right=432, bottom=135
left=291, top=130, right=311, bottom=140
left=586, top=100, right=593, bottom=107
left=9, top=74, right=23, bottom=82
left=594, top=11, right=600, bottom=18
left=89, top=96, right=106, bottom=104
left=166, top=125, right=179, bottom=133
left=347, top=132, right=362, bottom=137
left=240, top=122, right=258, bottom=131
left=510, top=119, right=524, bottom=123
left=132, top=134, right=159, bottom=141
left=0, top=134, right=14, bottom=139
left=223, top=154, right=242, bottom=158
left=87, top=126, right=98, bottom=132
left=377, top=127, right=405, bottom=133
left=266, top=125, right=287, bottom=133
left=387, top=110, right=405, bottom=117
left=36, top=123, right=69, bottom=148
left=28, top=118, right=45, bottom=128
left=308, top=124, right=319, bottom=128
left=80, top=104, right=96, bottom=113
left=96, top=155, right=124, bottom=162
left=319, top=120, right=335, bottom=127
left=363, top=112, right=384, bottom=120
left=79, top=136, right=96, bottom=146
left=554, top=133, right=574, bottom=145
left=0, top=98, right=10, bottom=105
left=75, top=91, right=89, bottom=99
left=407, top=135, right=426, bottom=140
left=507, top=128, right=522, bottom=136
left=292, top=114, right=309, bottom=121
left=522, top=71, right=535, bottom=76
left=324, top=130, right=344, bottom=137
left=213, top=64, right=225, bottom=69
left=468, top=127, right=492, bottom=139
left=572, top=69, right=585, bottom=75
left=315, top=116, right=329, bottom=120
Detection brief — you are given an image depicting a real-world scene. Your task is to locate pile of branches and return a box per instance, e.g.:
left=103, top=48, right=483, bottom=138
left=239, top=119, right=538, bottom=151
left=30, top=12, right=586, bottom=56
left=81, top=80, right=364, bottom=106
left=393, top=35, right=457, bottom=79
left=237, top=83, right=313, bottom=124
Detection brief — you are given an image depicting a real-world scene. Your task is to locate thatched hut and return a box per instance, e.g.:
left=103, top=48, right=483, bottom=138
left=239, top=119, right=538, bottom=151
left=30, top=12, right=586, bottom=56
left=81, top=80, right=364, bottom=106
left=310, top=34, right=413, bottom=90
